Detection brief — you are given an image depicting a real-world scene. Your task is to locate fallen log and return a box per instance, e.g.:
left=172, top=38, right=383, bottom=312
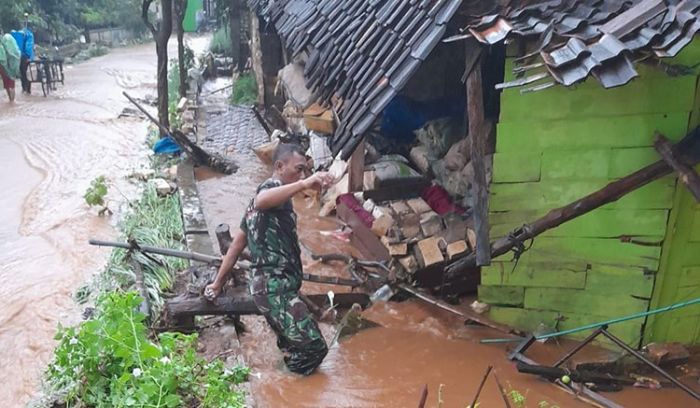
left=165, top=289, right=370, bottom=319
left=123, top=91, right=238, bottom=174
left=447, top=127, right=700, bottom=277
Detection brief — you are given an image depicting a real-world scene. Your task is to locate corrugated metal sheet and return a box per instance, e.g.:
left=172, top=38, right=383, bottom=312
left=247, top=0, right=464, bottom=160
left=464, top=0, right=700, bottom=92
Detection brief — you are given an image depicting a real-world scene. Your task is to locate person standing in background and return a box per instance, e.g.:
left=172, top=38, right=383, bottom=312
left=11, top=14, right=34, bottom=95
left=0, top=30, right=21, bottom=102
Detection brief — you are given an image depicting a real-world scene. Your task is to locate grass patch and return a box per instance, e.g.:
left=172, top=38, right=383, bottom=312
left=230, top=73, right=258, bottom=105
left=96, top=182, right=187, bottom=316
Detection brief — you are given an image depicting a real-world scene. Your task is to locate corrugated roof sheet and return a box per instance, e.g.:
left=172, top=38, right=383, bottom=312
left=247, top=0, right=464, bottom=160
left=463, top=0, right=700, bottom=92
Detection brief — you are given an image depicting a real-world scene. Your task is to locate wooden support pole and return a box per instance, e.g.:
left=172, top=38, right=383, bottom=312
left=215, top=223, right=232, bottom=255
left=655, top=133, right=700, bottom=202
left=465, top=42, right=491, bottom=266
left=349, top=138, right=365, bottom=192
left=447, top=127, right=700, bottom=277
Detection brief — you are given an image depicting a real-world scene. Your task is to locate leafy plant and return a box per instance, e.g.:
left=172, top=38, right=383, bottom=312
left=46, top=292, right=249, bottom=407
left=84, top=175, right=112, bottom=215
left=230, top=73, right=258, bottom=106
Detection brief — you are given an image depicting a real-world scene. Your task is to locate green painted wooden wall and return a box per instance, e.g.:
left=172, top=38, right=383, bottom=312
left=481, top=41, right=700, bottom=347
left=645, top=42, right=700, bottom=344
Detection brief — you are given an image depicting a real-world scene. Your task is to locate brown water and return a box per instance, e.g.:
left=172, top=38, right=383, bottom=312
left=196, top=156, right=700, bottom=407
left=0, top=43, right=160, bottom=406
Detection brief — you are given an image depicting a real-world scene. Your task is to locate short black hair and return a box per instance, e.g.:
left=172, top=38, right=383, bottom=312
left=273, top=143, right=305, bottom=163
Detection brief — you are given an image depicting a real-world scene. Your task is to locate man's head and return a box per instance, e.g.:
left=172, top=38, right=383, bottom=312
left=273, top=143, right=307, bottom=184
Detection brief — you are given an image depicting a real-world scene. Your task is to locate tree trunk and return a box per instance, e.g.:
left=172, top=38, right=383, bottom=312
left=156, top=40, right=170, bottom=132
left=228, top=0, right=242, bottom=70
left=143, top=0, right=173, bottom=135
left=175, top=0, right=188, bottom=98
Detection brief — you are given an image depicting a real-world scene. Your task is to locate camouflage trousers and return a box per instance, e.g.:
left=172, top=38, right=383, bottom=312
left=250, top=270, right=328, bottom=375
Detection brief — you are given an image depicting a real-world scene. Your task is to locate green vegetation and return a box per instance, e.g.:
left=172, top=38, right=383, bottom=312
left=0, top=0, right=146, bottom=45
left=210, top=26, right=233, bottom=56
left=98, top=183, right=187, bottom=316
left=84, top=175, right=111, bottom=215
left=45, top=292, right=249, bottom=407
left=168, top=60, right=183, bottom=129
left=231, top=73, right=258, bottom=106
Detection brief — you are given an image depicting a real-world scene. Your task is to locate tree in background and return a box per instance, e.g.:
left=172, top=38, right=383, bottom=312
left=173, top=0, right=188, bottom=98
left=142, top=0, right=173, bottom=133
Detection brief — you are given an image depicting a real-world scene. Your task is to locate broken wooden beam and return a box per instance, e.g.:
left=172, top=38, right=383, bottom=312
left=447, top=126, right=700, bottom=277
left=516, top=361, right=633, bottom=386
left=465, top=42, right=491, bottom=267
left=655, top=133, right=700, bottom=202
left=397, top=283, right=516, bottom=335
left=215, top=223, right=233, bottom=255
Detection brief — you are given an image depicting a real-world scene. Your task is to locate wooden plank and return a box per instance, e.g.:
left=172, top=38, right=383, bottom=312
left=336, top=202, right=391, bottom=262
left=584, top=265, right=655, bottom=298
left=655, top=134, right=700, bottom=201
left=500, top=64, right=696, bottom=122
left=511, top=237, right=663, bottom=270
left=481, top=261, right=587, bottom=289
left=608, top=147, right=663, bottom=178
left=492, top=152, right=542, bottom=183
left=679, top=267, right=700, bottom=288
left=466, top=48, right=491, bottom=266
left=496, top=113, right=689, bottom=153
left=490, top=178, right=677, bottom=211
left=681, top=242, right=700, bottom=267
left=691, top=208, right=700, bottom=242
left=349, top=138, right=365, bottom=192
left=490, top=209, right=670, bottom=239
left=524, top=287, right=649, bottom=317
left=478, top=285, right=525, bottom=306
left=540, top=150, right=611, bottom=180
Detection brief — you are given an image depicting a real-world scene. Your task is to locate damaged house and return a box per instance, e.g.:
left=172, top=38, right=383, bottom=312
left=242, top=0, right=700, bottom=348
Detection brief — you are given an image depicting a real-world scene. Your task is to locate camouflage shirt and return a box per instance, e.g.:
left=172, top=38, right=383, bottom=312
left=240, top=178, right=303, bottom=282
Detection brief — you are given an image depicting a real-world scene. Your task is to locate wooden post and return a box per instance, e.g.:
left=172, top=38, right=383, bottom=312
left=249, top=10, right=265, bottom=107
left=349, top=138, right=365, bottom=192
left=465, top=42, right=491, bottom=266
left=215, top=223, right=232, bottom=255
left=655, top=133, right=700, bottom=202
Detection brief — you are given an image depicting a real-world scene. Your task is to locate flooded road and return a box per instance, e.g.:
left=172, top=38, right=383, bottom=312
left=0, top=43, right=157, bottom=406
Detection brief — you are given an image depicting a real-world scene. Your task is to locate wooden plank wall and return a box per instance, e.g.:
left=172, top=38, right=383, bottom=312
left=481, top=42, right=700, bottom=346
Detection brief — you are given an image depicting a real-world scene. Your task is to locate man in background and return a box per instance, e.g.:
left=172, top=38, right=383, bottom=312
left=11, top=14, right=34, bottom=95
left=0, top=30, right=21, bottom=102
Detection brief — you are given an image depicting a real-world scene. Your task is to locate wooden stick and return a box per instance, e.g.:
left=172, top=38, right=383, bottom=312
left=492, top=371, right=512, bottom=408
left=469, top=365, right=493, bottom=408
left=418, top=385, right=429, bottom=408
left=90, top=238, right=223, bottom=265
left=655, top=133, right=700, bottom=202
left=447, top=127, right=700, bottom=277
left=397, top=283, right=516, bottom=334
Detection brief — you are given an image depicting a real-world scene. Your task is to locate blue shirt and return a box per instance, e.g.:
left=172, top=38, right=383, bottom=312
left=10, top=29, right=34, bottom=60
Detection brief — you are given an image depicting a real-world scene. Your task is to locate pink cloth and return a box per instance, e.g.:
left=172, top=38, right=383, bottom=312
left=336, top=193, right=375, bottom=228
left=422, top=184, right=467, bottom=215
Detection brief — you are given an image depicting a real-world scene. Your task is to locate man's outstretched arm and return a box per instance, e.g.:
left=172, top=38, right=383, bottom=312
left=255, top=172, right=333, bottom=210
left=205, top=229, right=247, bottom=299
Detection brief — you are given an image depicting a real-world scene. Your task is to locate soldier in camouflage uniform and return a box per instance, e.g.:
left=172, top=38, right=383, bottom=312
left=205, top=143, right=334, bottom=375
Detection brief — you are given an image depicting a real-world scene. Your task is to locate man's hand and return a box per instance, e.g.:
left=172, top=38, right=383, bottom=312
left=303, top=172, right=335, bottom=190
left=204, top=283, right=222, bottom=301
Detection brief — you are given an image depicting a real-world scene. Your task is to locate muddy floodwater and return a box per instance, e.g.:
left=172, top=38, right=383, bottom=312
left=0, top=43, right=159, bottom=406
left=197, top=149, right=700, bottom=408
